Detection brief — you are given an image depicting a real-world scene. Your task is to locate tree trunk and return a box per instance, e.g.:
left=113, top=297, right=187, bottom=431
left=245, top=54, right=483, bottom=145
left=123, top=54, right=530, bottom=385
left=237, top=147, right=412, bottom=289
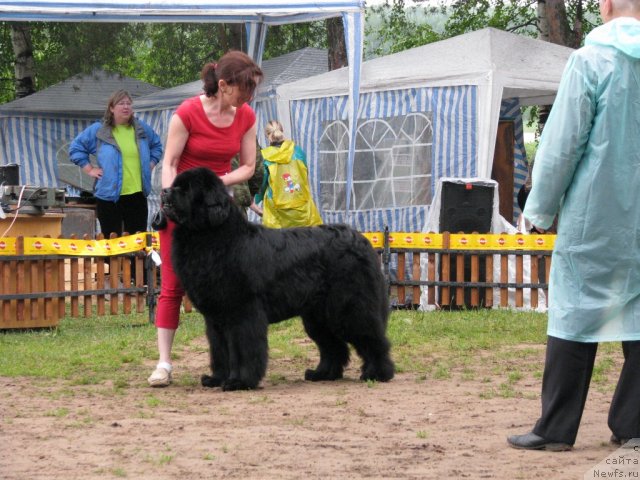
left=217, top=23, right=243, bottom=53
left=10, top=23, right=36, bottom=98
left=536, top=0, right=551, bottom=138
left=326, top=17, right=347, bottom=70
left=544, top=0, right=579, bottom=48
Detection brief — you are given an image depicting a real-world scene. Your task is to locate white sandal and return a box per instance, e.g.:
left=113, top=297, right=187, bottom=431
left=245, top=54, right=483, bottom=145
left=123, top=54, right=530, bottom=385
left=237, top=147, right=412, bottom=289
left=148, top=364, right=172, bottom=387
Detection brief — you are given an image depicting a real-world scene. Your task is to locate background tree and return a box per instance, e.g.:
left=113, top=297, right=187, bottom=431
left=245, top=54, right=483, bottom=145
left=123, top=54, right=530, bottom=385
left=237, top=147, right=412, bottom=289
left=440, top=0, right=538, bottom=37
left=10, top=23, right=35, bottom=98
left=262, top=21, right=327, bottom=59
left=0, top=19, right=335, bottom=103
left=0, top=2, right=604, bottom=104
left=366, top=0, right=441, bottom=56
left=134, top=23, right=227, bottom=87
left=326, top=17, right=347, bottom=69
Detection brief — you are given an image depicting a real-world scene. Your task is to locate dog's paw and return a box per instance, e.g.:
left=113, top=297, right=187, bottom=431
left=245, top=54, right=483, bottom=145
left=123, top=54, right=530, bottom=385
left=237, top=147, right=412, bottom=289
left=304, top=368, right=343, bottom=382
left=221, top=378, right=255, bottom=391
left=201, top=374, right=224, bottom=388
left=360, top=363, right=395, bottom=383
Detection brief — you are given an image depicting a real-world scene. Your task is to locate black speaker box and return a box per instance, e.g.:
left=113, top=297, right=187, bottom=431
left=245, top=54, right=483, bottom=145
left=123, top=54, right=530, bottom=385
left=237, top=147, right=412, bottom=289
left=439, top=181, right=493, bottom=234
left=438, top=181, right=494, bottom=308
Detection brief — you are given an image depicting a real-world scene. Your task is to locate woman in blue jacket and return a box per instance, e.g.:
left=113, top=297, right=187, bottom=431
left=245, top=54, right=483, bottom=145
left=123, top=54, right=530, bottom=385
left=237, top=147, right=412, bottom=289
left=69, top=89, right=162, bottom=236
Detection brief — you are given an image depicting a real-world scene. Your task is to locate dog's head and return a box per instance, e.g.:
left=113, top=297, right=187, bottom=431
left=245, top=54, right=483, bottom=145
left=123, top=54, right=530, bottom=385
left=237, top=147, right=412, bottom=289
left=161, top=167, right=232, bottom=230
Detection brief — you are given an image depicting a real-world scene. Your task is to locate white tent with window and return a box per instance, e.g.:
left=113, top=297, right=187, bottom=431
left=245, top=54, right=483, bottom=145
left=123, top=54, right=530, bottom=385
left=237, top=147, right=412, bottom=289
left=277, top=28, right=574, bottom=232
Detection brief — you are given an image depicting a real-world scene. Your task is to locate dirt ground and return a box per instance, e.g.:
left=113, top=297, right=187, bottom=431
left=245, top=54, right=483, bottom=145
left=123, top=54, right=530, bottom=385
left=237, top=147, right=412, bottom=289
left=0, top=337, right=633, bottom=480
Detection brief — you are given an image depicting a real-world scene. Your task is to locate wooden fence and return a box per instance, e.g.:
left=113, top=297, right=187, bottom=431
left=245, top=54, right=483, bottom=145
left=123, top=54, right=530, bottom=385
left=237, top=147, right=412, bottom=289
left=1, top=233, right=153, bottom=328
left=0, top=230, right=554, bottom=329
left=368, top=230, right=554, bottom=311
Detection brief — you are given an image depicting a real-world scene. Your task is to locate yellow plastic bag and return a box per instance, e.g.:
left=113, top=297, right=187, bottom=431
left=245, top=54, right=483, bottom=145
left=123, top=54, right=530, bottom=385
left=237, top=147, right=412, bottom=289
left=261, top=141, right=322, bottom=228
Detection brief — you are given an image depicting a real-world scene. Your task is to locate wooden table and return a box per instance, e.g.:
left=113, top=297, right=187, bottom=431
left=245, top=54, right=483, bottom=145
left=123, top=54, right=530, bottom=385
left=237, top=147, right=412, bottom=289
left=0, top=212, right=65, bottom=238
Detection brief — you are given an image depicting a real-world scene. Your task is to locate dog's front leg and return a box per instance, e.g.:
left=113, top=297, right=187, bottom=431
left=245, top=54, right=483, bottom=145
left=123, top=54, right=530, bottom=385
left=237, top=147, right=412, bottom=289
left=222, top=316, right=269, bottom=391
left=201, top=320, right=229, bottom=388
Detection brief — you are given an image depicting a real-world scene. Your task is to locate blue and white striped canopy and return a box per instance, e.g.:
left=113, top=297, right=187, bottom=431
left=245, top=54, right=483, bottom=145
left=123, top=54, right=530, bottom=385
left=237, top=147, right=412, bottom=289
left=0, top=0, right=365, bottom=198
left=0, top=1, right=362, bottom=23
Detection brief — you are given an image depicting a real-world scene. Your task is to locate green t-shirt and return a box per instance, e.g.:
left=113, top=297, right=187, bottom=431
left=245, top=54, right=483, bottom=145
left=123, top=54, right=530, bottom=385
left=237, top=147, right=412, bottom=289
left=112, top=124, right=142, bottom=195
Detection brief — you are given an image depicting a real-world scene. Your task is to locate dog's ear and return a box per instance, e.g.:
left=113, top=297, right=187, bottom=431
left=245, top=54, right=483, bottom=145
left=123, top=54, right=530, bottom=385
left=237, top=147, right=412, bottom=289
left=171, top=167, right=232, bottom=230
left=204, top=191, right=231, bottom=227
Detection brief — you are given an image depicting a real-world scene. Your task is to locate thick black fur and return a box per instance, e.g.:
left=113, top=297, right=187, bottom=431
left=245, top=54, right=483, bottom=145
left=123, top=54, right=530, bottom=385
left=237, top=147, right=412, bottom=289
left=162, top=167, right=395, bottom=391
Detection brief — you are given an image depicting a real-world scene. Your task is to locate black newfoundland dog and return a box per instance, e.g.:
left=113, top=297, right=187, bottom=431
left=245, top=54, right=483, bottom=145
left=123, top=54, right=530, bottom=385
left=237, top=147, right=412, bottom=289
left=161, top=167, right=394, bottom=391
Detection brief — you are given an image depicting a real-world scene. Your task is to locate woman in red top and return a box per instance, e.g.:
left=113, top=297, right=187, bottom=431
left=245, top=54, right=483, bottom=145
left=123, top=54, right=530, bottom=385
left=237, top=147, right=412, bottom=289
left=149, top=51, right=263, bottom=387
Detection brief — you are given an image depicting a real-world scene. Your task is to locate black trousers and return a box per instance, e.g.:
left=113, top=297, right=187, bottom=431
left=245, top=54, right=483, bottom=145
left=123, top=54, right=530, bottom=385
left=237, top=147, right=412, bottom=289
left=532, top=335, right=640, bottom=445
left=96, top=191, right=148, bottom=238
left=96, top=192, right=148, bottom=284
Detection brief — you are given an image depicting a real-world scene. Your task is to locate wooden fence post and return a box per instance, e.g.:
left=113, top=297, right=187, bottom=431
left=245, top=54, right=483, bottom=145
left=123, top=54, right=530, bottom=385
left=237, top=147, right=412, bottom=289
left=109, top=232, right=120, bottom=315
left=441, top=232, right=451, bottom=307
left=412, top=252, right=420, bottom=308
left=455, top=247, right=464, bottom=307
left=500, top=248, right=509, bottom=308
left=530, top=255, right=539, bottom=309
left=427, top=249, right=436, bottom=306
left=397, top=252, right=406, bottom=306
left=470, top=237, right=480, bottom=307
left=485, top=253, right=494, bottom=307
left=16, top=236, right=25, bottom=323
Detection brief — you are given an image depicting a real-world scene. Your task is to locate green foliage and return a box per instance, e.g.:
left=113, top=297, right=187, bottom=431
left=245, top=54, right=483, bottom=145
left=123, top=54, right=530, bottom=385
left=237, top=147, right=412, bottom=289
left=0, top=1, right=606, bottom=104
left=0, top=21, right=246, bottom=103
left=441, top=0, right=537, bottom=38
left=30, top=23, right=148, bottom=88
left=263, top=22, right=328, bottom=59
left=0, top=24, right=14, bottom=99
left=366, top=0, right=442, bottom=56
left=133, top=23, right=226, bottom=88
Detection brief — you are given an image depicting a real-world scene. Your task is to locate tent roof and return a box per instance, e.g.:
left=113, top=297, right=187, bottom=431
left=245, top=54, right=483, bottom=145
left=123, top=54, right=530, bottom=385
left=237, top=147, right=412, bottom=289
left=0, top=70, right=161, bottom=117
left=0, top=0, right=362, bottom=24
left=134, top=47, right=328, bottom=111
left=278, top=28, right=575, bottom=105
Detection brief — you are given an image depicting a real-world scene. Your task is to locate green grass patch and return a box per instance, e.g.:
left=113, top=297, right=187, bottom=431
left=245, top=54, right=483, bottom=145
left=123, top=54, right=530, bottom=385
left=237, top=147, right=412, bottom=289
left=0, top=311, right=204, bottom=384
left=0, top=308, right=556, bottom=388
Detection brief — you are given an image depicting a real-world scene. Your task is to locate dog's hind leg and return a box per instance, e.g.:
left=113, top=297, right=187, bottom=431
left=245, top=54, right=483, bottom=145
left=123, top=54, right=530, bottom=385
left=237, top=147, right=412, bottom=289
left=350, top=332, right=395, bottom=382
left=222, top=315, right=269, bottom=391
left=302, top=315, right=350, bottom=381
left=201, top=320, right=230, bottom=388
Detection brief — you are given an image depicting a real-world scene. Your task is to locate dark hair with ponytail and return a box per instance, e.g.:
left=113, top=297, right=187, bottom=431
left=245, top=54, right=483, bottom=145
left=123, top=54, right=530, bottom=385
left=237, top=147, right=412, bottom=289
left=201, top=50, right=263, bottom=98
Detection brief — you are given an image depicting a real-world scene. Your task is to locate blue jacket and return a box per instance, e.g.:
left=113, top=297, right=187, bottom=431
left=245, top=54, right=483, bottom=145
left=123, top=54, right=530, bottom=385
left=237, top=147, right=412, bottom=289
left=69, top=118, right=162, bottom=202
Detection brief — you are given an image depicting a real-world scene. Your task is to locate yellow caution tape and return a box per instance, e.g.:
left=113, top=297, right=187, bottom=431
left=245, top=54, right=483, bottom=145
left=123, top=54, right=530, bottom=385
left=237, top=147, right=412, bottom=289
left=0, top=232, right=160, bottom=256
left=0, top=231, right=554, bottom=256
left=362, top=232, right=555, bottom=251
left=448, top=233, right=555, bottom=250
left=0, top=237, right=17, bottom=255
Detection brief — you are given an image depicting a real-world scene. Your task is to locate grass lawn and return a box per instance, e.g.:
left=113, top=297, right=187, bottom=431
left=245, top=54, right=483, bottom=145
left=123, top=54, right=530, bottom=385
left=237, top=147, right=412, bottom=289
left=0, top=308, right=619, bottom=393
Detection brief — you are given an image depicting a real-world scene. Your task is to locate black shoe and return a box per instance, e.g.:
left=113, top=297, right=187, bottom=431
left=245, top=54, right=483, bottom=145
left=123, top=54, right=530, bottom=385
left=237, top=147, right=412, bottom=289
left=610, top=434, right=631, bottom=446
left=507, top=431, right=572, bottom=451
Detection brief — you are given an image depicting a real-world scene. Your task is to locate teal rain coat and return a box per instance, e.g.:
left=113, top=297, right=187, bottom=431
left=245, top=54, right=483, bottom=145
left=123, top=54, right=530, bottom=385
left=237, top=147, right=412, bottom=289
left=524, top=17, right=640, bottom=342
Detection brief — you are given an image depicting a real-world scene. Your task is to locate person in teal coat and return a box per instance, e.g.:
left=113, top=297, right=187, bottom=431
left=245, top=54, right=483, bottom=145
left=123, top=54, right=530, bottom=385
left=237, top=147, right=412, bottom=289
left=508, top=0, right=640, bottom=451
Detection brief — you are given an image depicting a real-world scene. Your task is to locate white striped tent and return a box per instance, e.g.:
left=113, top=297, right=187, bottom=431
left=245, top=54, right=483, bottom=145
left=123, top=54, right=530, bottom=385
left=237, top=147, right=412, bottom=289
left=278, top=28, right=575, bottom=232
left=0, top=1, right=366, bottom=222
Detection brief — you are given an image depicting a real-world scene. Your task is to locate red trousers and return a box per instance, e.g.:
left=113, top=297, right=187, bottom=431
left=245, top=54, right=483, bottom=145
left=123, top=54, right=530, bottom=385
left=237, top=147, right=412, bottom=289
left=155, top=220, right=184, bottom=329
